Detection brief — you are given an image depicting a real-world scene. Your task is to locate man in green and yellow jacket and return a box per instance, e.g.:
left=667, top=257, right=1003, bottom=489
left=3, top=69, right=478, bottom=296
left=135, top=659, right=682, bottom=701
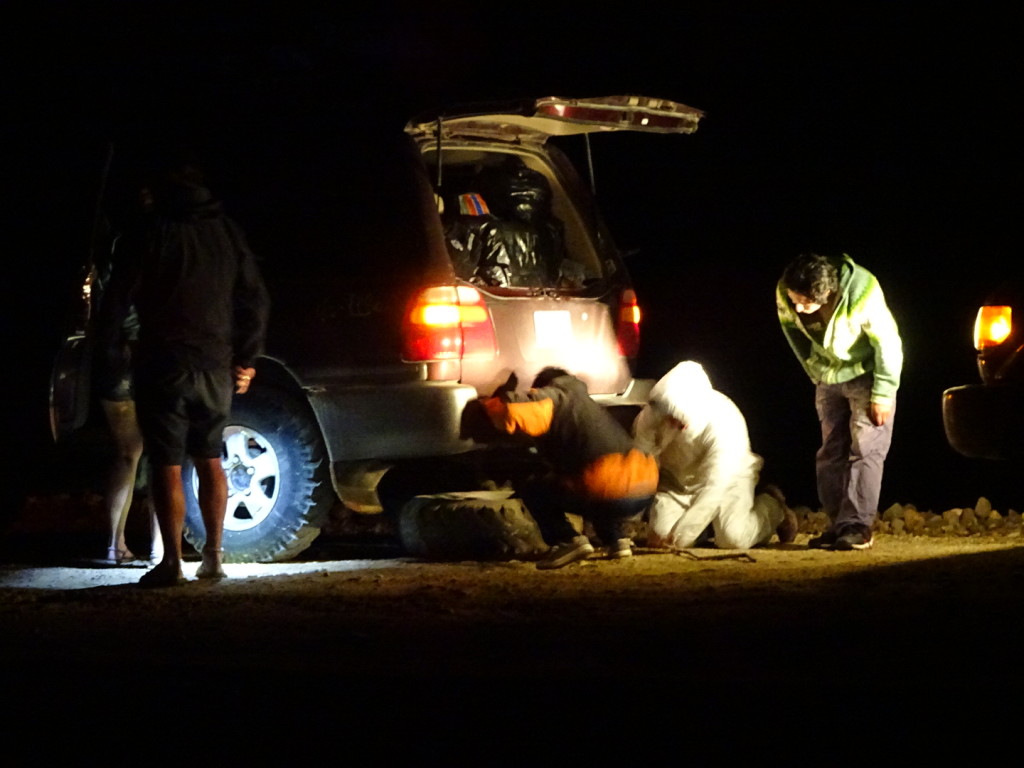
left=777, top=252, right=903, bottom=551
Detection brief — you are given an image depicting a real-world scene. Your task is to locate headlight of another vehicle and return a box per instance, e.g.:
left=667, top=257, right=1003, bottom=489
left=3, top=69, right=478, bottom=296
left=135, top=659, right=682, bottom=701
left=974, top=305, right=1012, bottom=350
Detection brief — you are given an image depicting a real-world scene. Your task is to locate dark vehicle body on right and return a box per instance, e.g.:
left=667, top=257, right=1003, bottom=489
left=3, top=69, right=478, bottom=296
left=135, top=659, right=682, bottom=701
left=943, top=275, right=1024, bottom=461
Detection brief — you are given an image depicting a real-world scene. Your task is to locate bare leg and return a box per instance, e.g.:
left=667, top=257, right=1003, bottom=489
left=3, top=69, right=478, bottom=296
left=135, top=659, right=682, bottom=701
left=139, top=464, right=186, bottom=587
left=100, top=399, right=142, bottom=562
left=145, top=495, right=164, bottom=562
left=194, top=457, right=227, bottom=579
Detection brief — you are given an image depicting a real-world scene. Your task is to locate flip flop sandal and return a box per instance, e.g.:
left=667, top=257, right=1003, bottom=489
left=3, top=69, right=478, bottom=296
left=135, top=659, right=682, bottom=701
left=137, top=567, right=187, bottom=589
left=106, top=547, right=137, bottom=565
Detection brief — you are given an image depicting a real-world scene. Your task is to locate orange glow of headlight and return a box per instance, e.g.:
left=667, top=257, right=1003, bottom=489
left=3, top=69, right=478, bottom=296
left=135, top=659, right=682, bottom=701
left=974, top=305, right=1012, bottom=349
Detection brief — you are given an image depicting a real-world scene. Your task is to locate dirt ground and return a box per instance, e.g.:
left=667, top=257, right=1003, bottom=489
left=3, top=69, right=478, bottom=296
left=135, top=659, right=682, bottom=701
left=2, top=494, right=1023, bottom=757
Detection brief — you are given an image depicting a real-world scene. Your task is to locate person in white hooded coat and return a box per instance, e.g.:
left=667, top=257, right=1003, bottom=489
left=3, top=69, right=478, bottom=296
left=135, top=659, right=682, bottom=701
left=632, top=361, right=797, bottom=550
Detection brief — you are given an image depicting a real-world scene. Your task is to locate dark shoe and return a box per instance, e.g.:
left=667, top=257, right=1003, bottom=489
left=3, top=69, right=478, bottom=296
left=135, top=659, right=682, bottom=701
left=807, top=529, right=838, bottom=550
left=833, top=525, right=874, bottom=551
left=537, top=535, right=595, bottom=570
left=765, top=484, right=798, bottom=544
left=608, top=538, right=633, bottom=559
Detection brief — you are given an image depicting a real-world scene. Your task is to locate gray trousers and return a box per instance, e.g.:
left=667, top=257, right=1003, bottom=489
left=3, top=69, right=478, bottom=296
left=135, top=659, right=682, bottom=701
left=814, top=374, right=895, bottom=531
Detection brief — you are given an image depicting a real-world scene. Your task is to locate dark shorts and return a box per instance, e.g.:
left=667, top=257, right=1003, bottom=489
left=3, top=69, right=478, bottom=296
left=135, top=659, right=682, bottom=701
left=134, top=365, right=232, bottom=466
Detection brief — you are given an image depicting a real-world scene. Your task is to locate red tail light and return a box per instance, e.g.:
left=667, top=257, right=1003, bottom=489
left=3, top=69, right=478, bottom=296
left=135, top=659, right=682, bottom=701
left=402, top=285, right=497, bottom=361
left=616, top=289, right=641, bottom=358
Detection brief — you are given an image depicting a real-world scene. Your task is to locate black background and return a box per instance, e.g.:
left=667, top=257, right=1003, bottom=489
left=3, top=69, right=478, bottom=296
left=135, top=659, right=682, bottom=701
left=5, top=3, right=1022, bottom=513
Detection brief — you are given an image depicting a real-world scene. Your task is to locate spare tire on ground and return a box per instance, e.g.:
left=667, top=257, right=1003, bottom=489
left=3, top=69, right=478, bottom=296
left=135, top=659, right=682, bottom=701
left=398, top=490, right=549, bottom=561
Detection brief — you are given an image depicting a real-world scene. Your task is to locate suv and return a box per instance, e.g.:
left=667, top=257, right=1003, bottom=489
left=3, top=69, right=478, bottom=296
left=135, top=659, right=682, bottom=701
left=943, top=277, right=1024, bottom=460
left=50, top=94, right=704, bottom=562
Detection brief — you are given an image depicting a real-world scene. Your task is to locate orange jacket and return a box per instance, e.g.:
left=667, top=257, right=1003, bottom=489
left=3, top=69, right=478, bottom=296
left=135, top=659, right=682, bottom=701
left=483, top=373, right=657, bottom=501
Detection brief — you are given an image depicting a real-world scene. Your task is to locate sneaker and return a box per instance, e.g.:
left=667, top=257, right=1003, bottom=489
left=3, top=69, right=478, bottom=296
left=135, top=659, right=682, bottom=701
left=608, top=538, right=633, bottom=559
left=764, top=484, right=798, bottom=544
left=833, top=525, right=874, bottom=551
left=807, top=529, right=838, bottom=550
left=537, top=535, right=595, bottom=570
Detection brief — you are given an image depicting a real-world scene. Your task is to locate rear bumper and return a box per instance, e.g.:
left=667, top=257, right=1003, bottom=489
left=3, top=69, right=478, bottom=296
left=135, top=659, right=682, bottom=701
left=306, top=375, right=656, bottom=512
left=308, top=375, right=655, bottom=463
left=942, top=383, right=1024, bottom=460
left=591, top=377, right=654, bottom=407
left=307, top=380, right=480, bottom=462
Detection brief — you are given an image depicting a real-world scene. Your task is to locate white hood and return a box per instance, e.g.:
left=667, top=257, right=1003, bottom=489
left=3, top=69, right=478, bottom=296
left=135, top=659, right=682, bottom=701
left=647, top=360, right=715, bottom=433
left=634, top=359, right=769, bottom=549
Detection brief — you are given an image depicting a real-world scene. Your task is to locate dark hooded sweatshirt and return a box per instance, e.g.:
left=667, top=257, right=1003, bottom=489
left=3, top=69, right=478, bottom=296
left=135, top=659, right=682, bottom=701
left=96, top=183, right=269, bottom=377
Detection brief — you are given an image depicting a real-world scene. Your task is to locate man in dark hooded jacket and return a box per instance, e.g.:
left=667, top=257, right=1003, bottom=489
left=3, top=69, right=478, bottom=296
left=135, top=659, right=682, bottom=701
left=482, top=367, right=657, bottom=569
left=96, top=154, right=269, bottom=587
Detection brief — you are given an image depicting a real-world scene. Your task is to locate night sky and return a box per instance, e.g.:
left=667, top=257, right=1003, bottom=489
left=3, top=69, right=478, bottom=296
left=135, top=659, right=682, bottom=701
left=5, top=4, right=1022, bottom=513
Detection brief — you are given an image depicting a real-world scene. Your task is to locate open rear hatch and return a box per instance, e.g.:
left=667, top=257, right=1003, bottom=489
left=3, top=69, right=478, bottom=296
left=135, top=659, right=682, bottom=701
left=406, top=95, right=704, bottom=143
left=406, top=96, right=704, bottom=398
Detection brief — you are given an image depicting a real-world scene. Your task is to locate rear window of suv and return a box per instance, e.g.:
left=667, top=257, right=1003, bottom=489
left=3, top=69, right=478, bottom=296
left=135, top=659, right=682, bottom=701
left=426, top=148, right=606, bottom=294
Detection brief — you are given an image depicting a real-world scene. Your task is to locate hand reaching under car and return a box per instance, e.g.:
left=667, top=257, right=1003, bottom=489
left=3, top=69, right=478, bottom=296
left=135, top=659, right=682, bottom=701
left=490, top=372, right=518, bottom=398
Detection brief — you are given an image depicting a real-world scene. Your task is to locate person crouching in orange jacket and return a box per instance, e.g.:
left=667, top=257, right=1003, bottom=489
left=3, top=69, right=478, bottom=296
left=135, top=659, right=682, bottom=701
left=482, top=366, right=657, bottom=569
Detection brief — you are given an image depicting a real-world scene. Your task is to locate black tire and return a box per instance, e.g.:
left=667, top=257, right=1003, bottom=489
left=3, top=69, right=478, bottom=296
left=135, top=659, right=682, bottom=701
left=398, top=491, right=549, bottom=561
left=183, top=387, right=333, bottom=563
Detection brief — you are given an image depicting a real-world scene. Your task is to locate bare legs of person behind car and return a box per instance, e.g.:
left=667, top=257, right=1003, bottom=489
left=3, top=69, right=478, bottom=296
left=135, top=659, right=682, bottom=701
left=140, top=457, right=226, bottom=587
left=100, top=399, right=162, bottom=564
